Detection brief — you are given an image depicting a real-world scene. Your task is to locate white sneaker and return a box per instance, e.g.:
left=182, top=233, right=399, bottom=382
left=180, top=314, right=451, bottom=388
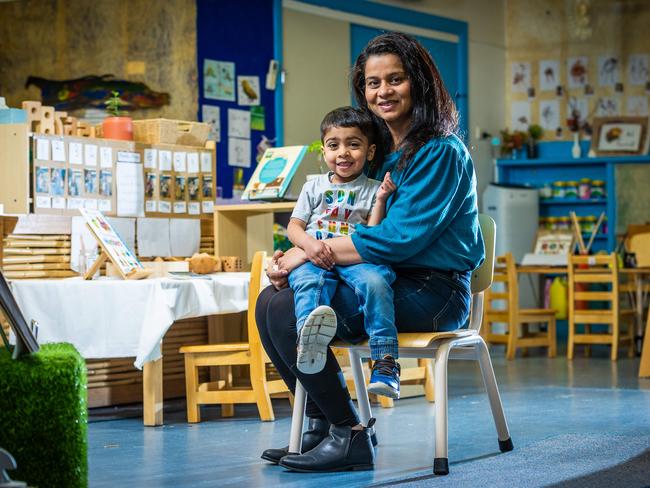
left=296, top=305, right=337, bottom=374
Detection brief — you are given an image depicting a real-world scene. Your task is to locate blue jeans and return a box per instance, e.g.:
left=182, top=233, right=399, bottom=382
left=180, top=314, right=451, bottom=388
left=289, top=262, right=397, bottom=359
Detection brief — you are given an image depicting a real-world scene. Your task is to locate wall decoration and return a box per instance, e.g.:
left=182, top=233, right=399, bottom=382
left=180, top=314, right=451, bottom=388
left=539, top=60, right=560, bottom=92
left=567, top=97, right=589, bottom=128
left=511, top=100, right=530, bottom=131
left=511, top=62, right=531, bottom=92
left=228, top=137, right=252, bottom=168
left=597, top=56, right=620, bottom=87
left=227, top=109, right=251, bottom=139
left=568, top=57, right=589, bottom=88
left=595, top=97, right=621, bottom=117
left=626, top=96, right=649, bottom=116
left=25, top=75, right=170, bottom=111
left=237, top=76, right=260, bottom=106
left=203, top=59, right=235, bottom=102
left=628, top=54, right=649, bottom=86
left=201, top=104, right=221, bottom=142
left=250, top=106, right=266, bottom=131
left=539, top=100, right=560, bottom=131
left=591, top=116, right=648, bottom=156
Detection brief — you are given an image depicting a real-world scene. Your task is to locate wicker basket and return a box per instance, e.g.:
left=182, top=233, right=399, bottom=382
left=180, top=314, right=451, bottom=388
left=132, top=118, right=210, bottom=147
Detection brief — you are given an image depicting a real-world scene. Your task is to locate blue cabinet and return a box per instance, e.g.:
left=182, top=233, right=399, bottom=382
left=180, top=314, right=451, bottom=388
left=497, top=141, right=650, bottom=252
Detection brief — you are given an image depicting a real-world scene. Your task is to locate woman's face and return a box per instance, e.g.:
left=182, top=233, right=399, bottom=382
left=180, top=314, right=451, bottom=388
left=364, top=54, right=413, bottom=134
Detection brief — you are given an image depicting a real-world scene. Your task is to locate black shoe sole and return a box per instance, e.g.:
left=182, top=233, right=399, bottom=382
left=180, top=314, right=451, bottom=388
left=279, top=462, right=374, bottom=473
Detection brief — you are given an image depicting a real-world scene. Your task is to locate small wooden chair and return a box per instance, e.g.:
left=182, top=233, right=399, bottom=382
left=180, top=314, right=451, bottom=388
left=180, top=251, right=288, bottom=422
left=483, top=253, right=557, bottom=359
left=568, top=253, right=635, bottom=361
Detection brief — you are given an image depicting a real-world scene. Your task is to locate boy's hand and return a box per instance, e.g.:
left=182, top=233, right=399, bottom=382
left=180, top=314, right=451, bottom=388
left=304, top=239, right=335, bottom=269
left=376, top=172, right=396, bottom=202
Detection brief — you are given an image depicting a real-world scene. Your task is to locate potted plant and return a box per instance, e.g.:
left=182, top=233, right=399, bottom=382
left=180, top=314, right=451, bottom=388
left=500, top=129, right=528, bottom=159
left=527, top=124, right=543, bottom=158
left=101, top=90, right=133, bottom=141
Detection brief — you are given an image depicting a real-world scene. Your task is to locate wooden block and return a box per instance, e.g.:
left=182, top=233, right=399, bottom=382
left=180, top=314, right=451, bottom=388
left=54, top=111, right=67, bottom=135
left=63, top=116, right=78, bottom=136
left=221, top=256, right=243, bottom=272
left=21, top=101, right=41, bottom=131
left=37, top=106, right=55, bottom=134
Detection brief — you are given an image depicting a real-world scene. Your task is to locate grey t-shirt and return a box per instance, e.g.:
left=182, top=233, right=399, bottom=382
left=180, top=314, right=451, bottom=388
left=291, top=172, right=381, bottom=240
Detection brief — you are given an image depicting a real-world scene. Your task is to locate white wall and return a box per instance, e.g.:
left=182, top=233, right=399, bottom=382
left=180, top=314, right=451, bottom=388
left=282, top=0, right=506, bottom=198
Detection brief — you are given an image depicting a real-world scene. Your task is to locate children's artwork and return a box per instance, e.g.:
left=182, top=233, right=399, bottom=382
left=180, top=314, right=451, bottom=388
left=250, top=105, right=266, bottom=131
left=204, top=59, right=235, bottom=102
left=100, top=170, right=112, bottom=196
left=228, top=109, right=251, bottom=138
left=539, top=100, right=560, bottom=131
left=539, top=60, right=560, bottom=92
left=160, top=175, right=171, bottom=199
left=228, top=137, right=251, bottom=168
left=598, top=56, right=620, bottom=87
left=511, top=62, right=531, bottom=92
left=242, top=145, right=308, bottom=200
left=532, top=230, right=574, bottom=255
left=201, top=175, right=213, bottom=198
left=69, top=142, right=83, bottom=165
left=175, top=176, right=186, bottom=200
left=35, top=138, right=50, bottom=160
left=567, top=97, right=589, bottom=126
left=79, top=208, right=147, bottom=280
left=84, top=169, right=97, bottom=194
left=201, top=104, right=221, bottom=142
left=237, top=76, right=260, bottom=106
left=511, top=101, right=530, bottom=131
left=595, top=97, right=621, bottom=117
left=626, top=96, right=649, bottom=116
left=145, top=173, right=156, bottom=198
left=628, top=54, right=649, bottom=86
left=84, top=144, right=98, bottom=167
left=35, top=167, right=49, bottom=193
left=68, top=170, right=82, bottom=197
left=51, top=140, right=66, bottom=162
left=50, top=168, right=66, bottom=196
left=568, top=57, right=589, bottom=88
left=187, top=176, right=200, bottom=201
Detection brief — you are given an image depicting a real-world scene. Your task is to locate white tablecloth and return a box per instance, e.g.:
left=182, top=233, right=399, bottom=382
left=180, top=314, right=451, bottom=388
left=10, top=273, right=250, bottom=368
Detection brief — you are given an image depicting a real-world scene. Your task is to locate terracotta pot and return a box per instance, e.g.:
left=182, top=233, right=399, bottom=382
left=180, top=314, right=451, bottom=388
left=102, top=116, right=133, bottom=141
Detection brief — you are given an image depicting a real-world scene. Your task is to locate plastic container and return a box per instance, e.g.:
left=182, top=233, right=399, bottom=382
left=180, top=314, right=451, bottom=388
left=591, top=180, right=606, bottom=198
left=550, top=277, right=568, bottom=319
left=578, top=178, right=592, bottom=199
left=539, top=217, right=548, bottom=229
left=552, top=181, right=566, bottom=198
left=539, top=183, right=553, bottom=199
left=546, top=216, right=558, bottom=230
left=565, top=181, right=578, bottom=198
left=557, top=216, right=571, bottom=230
left=582, top=215, right=597, bottom=233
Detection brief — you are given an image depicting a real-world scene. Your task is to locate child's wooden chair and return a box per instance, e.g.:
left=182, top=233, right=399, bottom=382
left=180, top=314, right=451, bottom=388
left=482, top=253, right=557, bottom=359
left=568, top=253, right=635, bottom=360
left=179, top=251, right=289, bottom=422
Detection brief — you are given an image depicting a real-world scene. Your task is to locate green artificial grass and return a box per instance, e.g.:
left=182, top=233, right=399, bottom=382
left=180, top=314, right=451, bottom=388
left=0, top=343, right=87, bottom=488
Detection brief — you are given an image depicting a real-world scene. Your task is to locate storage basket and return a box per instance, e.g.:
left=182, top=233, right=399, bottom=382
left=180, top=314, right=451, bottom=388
left=132, top=118, right=210, bottom=147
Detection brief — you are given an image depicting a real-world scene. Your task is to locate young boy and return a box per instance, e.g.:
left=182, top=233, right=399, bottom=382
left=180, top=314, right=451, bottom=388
left=287, top=106, right=400, bottom=399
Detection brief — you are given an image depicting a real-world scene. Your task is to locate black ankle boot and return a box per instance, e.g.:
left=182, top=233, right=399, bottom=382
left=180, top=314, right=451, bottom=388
left=261, top=417, right=330, bottom=464
left=278, top=419, right=375, bottom=472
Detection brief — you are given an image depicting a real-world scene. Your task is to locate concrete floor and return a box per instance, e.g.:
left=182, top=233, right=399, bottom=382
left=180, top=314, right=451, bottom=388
left=88, top=348, right=650, bottom=487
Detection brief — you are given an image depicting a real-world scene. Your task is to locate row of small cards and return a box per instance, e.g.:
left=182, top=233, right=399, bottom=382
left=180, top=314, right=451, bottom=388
left=36, top=137, right=121, bottom=168
left=143, top=148, right=213, bottom=173
left=145, top=173, right=214, bottom=215
left=34, top=166, right=113, bottom=211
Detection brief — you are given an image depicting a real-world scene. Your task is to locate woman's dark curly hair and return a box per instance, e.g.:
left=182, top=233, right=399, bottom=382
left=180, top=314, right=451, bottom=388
left=351, top=31, right=459, bottom=170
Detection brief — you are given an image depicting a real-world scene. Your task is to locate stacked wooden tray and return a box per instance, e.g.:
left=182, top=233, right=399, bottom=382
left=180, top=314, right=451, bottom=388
left=200, top=218, right=214, bottom=255
left=1, top=234, right=77, bottom=279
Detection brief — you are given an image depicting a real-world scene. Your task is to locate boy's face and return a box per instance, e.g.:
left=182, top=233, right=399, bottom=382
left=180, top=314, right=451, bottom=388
left=321, top=126, right=376, bottom=183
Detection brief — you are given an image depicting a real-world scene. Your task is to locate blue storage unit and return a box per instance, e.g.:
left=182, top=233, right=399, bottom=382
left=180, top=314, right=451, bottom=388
left=497, top=141, right=650, bottom=253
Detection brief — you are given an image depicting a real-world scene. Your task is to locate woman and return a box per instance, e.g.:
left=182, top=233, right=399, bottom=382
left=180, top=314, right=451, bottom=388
left=256, top=32, right=484, bottom=472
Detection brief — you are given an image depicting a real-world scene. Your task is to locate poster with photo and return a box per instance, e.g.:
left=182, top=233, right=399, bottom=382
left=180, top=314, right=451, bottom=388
left=160, top=174, right=172, bottom=200
left=202, top=175, right=213, bottom=199
left=204, top=59, right=235, bottom=102
left=175, top=175, right=186, bottom=201
left=84, top=169, right=97, bottom=195
left=568, top=57, right=589, bottom=88
left=100, top=170, right=113, bottom=197
left=237, top=76, right=260, bottom=106
left=598, top=56, right=620, bottom=87
left=35, top=167, right=50, bottom=193
left=187, top=176, right=200, bottom=201
left=68, top=169, right=82, bottom=197
left=539, top=60, right=560, bottom=92
left=145, top=172, right=157, bottom=199
left=628, top=54, right=649, bottom=86
left=511, top=62, right=531, bottom=92
left=202, top=104, right=221, bottom=142
left=50, top=168, right=66, bottom=196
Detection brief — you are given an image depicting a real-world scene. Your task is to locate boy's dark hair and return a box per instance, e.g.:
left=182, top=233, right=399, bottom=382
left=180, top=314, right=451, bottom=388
left=351, top=31, right=459, bottom=171
left=320, top=106, right=378, bottom=146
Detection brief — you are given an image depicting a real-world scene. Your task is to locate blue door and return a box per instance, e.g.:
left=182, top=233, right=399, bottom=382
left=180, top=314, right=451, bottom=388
left=350, top=24, right=467, bottom=137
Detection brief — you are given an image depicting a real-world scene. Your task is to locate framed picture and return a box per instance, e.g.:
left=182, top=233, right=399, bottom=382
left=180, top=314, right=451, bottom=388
left=591, top=116, right=649, bottom=156
left=532, top=230, right=575, bottom=256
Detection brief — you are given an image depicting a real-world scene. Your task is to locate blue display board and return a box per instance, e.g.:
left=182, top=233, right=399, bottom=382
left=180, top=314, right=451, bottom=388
left=196, top=0, right=277, bottom=198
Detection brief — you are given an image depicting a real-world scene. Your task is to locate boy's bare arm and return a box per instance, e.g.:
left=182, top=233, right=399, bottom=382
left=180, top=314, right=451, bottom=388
left=287, top=217, right=334, bottom=269
left=367, top=172, right=396, bottom=227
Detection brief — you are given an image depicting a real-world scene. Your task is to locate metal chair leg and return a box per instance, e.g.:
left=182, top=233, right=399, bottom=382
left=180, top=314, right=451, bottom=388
left=433, top=342, right=451, bottom=475
left=288, top=381, right=307, bottom=454
left=349, top=349, right=373, bottom=426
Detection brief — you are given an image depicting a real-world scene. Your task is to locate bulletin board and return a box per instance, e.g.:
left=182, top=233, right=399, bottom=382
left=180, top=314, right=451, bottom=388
left=196, top=0, right=277, bottom=199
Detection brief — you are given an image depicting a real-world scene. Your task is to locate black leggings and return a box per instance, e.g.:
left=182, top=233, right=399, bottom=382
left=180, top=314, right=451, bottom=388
left=255, top=268, right=471, bottom=426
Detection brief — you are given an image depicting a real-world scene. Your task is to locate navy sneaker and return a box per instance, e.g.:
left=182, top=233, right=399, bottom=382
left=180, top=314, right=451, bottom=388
left=367, top=356, right=400, bottom=399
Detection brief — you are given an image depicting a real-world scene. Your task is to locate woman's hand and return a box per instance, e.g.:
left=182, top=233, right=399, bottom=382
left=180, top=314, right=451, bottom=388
left=266, top=248, right=309, bottom=290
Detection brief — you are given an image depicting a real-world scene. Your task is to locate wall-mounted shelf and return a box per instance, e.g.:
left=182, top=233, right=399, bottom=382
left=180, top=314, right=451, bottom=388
left=540, top=198, right=606, bottom=205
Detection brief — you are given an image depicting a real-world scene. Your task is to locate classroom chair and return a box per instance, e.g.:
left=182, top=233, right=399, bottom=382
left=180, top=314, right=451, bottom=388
left=482, top=253, right=557, bottom=359
left=288, top=214, right=513, bottom=476
left=180, top=251, right=289, bottom=422
left=567, top=253, right=635, bottom=361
